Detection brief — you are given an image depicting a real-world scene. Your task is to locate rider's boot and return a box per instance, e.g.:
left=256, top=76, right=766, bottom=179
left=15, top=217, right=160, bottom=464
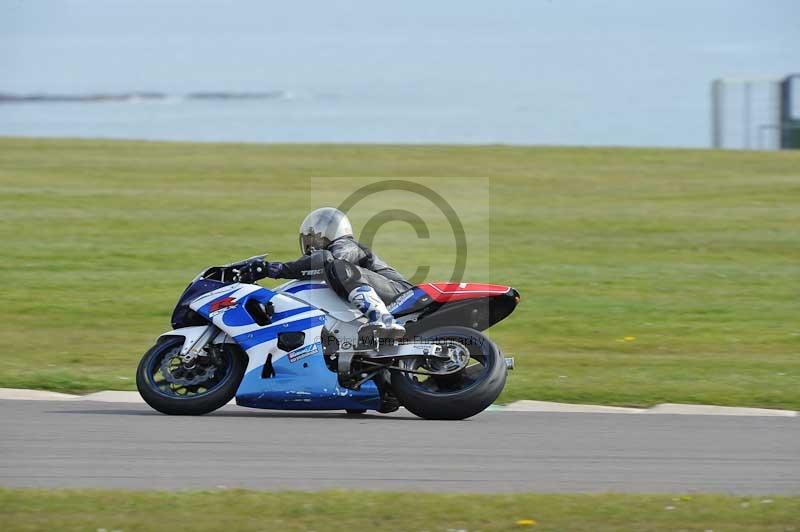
left=348, top=285, right=406, bottom=339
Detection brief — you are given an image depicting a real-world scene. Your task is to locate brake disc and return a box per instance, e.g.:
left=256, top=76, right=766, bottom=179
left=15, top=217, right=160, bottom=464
left=160, top=350, right=217, bottom=386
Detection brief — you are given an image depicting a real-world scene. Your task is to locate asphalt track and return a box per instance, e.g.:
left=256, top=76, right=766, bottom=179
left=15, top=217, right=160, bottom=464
left=1, top=399, right=798, bottom=494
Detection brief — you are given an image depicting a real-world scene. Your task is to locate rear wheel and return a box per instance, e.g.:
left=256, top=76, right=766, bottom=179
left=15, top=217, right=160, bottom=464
left=390, top=326, right=506, bottom=420
left=136, top=336, right=246, bottom=415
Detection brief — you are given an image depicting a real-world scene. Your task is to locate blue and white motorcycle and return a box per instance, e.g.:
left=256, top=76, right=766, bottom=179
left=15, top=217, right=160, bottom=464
left=137, top=256, right=519, bottom=419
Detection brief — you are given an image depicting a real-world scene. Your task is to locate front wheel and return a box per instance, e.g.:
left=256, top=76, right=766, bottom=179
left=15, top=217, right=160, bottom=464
left=390, top=326, right=506, bottom=420
left=136, top=336, right=246, bottom=415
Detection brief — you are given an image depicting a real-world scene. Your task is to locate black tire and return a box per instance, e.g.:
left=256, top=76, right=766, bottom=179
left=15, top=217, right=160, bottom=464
left=136, top=336, right=247, bottom=415
left=390, top=326, right=506, bottom=420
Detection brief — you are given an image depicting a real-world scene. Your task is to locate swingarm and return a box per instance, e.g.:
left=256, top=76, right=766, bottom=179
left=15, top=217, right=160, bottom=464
left=336, top=341, right=471, bottom=388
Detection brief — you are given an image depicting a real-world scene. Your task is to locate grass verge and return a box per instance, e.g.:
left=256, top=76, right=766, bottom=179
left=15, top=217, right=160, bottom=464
left=1, top=489, right=798, bottom=532
left=0, top=138, right=798, bottom=407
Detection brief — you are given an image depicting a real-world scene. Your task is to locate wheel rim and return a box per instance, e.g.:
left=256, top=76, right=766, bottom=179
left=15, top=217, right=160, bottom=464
left=146, top=340, right=234, bottom=399
left=400, top=336, right=492, bottom=395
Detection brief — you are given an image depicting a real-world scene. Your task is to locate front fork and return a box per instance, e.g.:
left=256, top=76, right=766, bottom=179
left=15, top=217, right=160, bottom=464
left=159, top=325, right=222, bottom=365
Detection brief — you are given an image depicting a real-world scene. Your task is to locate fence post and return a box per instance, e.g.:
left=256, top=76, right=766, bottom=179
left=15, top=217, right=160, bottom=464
left=711, top=79, right=724, bottom=149
left=743, top=81, right=752, bottom=150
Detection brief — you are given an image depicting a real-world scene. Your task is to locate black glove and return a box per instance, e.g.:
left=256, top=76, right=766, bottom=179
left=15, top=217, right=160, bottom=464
left=266, top=262, right=285, bottom=279
left=237, top=258, right=268, bottom=283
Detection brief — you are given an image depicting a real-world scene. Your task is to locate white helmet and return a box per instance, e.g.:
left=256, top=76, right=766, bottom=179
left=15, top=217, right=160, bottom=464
left=299, top=207, right=353, bottom=254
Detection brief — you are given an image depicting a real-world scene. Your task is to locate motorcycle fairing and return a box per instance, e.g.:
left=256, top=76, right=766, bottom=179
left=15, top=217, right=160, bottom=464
left=387, top=287, right=434, bottom=316
left=388, top=282, right=520, bottom=333
left=419, top=282, right=513, bottom=303
left=189, top=283, right=381, bottom=411
left=240, top=342, right=381, bottom=411
left=276, top=279, right=362, bottom=322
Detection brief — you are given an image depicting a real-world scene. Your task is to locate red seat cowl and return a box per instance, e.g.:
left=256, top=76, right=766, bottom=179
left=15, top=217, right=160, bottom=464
left=417, top=282, right=512, bottom=303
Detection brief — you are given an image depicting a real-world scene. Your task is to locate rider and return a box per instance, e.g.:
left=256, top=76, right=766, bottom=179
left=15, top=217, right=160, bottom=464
left=252, top=207, right=412, bottom=338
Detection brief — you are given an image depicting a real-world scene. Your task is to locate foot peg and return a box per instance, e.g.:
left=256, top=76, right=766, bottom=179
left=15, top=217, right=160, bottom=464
left=358, top=320, right=406, bottom=340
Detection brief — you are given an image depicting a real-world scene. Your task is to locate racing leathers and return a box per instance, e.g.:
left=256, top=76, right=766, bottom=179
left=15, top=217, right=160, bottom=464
left=268, top=236, right=412, bottom=337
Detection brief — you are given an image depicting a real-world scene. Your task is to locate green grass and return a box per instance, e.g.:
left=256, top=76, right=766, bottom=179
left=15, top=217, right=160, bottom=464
left=0, top=137, right=798, bottom=408
left=1, top=489, right=798, bottom=531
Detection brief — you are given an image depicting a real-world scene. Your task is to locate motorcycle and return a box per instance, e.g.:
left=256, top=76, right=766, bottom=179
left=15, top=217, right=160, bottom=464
left=136, top=256, right=520, bottom=420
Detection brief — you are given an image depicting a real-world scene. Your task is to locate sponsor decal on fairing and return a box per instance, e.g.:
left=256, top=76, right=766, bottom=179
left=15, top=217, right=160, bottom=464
left=387, top=289, right=415, bottom=311
left=287, top=342, right=321, bottom=363
left=208, top=296, right=238, bottom=317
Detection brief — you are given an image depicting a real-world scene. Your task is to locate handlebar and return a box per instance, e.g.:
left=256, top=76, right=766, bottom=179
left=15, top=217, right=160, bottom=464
left=232, top=258, right=268, bottom=284
left=198, top=254, right=269, bottom=284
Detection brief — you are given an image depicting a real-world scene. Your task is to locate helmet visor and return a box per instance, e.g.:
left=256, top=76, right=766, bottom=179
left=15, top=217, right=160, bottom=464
left=300, top=231, right=329, bottom=255
left=299, top=207, right=352, bottom=254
